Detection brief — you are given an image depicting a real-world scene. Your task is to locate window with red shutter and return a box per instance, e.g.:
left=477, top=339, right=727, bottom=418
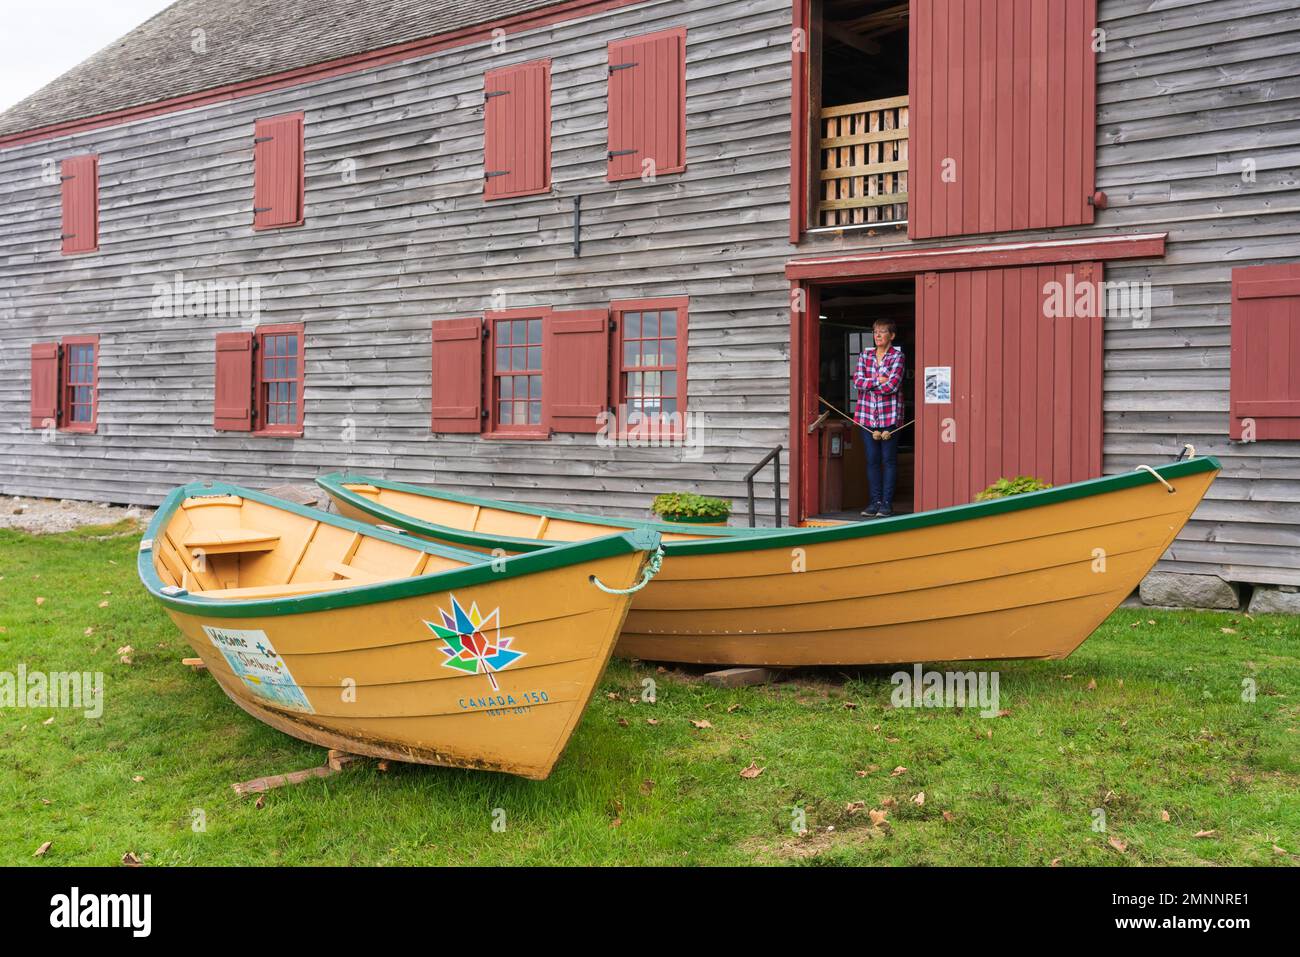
left=545, top=310, right=610, bottom=433
left=607, top=28, right=687, bottom=183
left=60, top=335, right=99, bottom=432
left=253, top=113, right=305, bottom=230
left=1230, top=263, right=1300, bottom=441
left=60, top=155, right=99, bottom=254
left=909, top=0, right=1097, bottom=239
left=30, top=342, right=60, bottom=429
left=431, top=317, right=485, bottom=433
left=214, top=332, right=254, bottom=431
left=254, top=324, right=305, bottom=435
left=484, top=60, right=551, bottom=201
left=488, top=311, right=547, bottom=433
left=612, top=297, right=688, bottom=436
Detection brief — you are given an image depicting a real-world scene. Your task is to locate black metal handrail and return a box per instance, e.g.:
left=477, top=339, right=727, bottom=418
left=745, top=445, right=783, bottom=528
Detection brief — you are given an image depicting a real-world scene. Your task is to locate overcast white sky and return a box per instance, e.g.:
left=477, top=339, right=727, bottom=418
left=0, top=0, right=175, bottom=112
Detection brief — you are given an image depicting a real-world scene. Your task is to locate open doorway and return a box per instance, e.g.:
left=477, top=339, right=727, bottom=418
left=813, top=278, right=916, bottom=520
left=808, top=1, right=910, bottom=229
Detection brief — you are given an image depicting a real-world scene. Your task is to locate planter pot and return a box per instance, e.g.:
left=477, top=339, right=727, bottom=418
left=656, top=513, right=730, bottom=527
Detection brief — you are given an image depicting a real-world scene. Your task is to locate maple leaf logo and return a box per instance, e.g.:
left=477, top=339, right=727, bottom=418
left=424, top=595, right=524, bottom=691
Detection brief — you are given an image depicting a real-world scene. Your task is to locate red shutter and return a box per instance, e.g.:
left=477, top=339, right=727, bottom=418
left=484, top=60, right=551, bottom=200
left=432, top=318, right=484, bottom=433
left=1231, top=264, right=1300, bottom=441
left=214, top=332, right=254, bottom=431
left=30, top=342, right=60, bottom=428
left=608, top=28, right=687, bottom=182
left=60, top=155, right=99, bottom=254
left=914, top=263, right=1103, bottom=511
left=545, top=310, right=610, bottom=433
left=253, top=113, right=305, bottom=229
left=909, top=0, right=1096, bottom=239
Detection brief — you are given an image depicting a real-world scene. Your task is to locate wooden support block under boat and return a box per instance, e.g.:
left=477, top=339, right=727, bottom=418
left=140, top=481, right=663, bottom=779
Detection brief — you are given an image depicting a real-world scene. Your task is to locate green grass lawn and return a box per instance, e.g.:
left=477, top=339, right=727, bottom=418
left=2, top=520, right=1297, bottom=866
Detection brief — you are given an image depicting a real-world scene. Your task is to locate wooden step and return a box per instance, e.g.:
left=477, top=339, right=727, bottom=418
left=182, top=528, right=280, bottom=555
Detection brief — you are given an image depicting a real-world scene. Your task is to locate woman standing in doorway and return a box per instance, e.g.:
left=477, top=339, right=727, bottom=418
left=852, top=319, right=905, bottom=517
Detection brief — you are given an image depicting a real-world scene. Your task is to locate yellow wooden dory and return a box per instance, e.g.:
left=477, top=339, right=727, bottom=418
left=318, top=458, right=1220, bottom=667
left=138, top=482, right=660, bottom=779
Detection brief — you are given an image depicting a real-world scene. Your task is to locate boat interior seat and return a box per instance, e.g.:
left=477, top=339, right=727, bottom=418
left=182, top=528, right=281, bottom=555
left=326, top=561, right=382, bottom=581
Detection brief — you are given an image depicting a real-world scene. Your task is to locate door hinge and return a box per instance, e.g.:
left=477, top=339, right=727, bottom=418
left=485, top=90, right=510, bottom=99
left=253, top=207, right=273, bottom=213
left=485, top=171, right=511, bottom=179
left=60, top=174, right=76, bottom=181
left=608, top=149, right=638, bottom=159
left=254, top=136, right=274, bottom=143
left=61, top=233, right=76, bottom=239
left=609, top=62, right=638, bottom=73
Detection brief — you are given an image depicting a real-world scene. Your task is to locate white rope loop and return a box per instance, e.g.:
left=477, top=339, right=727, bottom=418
left=591, top=547, right=665, bottom=595
left=1135, top=464, right=1175, bottom=493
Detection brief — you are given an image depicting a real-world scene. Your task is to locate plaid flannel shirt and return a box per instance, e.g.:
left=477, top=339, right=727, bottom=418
left=852, top=345, right=905, bottom=430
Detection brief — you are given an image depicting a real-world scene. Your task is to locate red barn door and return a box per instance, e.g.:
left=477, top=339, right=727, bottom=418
left=914, top=262, right=1103, bottom=511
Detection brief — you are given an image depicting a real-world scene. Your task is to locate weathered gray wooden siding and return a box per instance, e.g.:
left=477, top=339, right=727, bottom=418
left=0, top=0, right=798, bottom=523
left=800, top=0, right=1300, bottom=585
left=3, top=0, right=1299, bottom=582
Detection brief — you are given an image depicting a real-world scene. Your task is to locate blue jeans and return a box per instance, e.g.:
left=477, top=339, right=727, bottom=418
left=861, top=427, right=899, bottom=509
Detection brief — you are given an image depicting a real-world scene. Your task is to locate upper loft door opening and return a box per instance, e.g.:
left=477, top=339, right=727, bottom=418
left=807, top=1, right=910, bottom=233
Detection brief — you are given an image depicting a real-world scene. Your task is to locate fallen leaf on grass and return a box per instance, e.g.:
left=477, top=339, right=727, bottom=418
left=605, top=692, right=620, bottom=701
left=855, top=765, right=880, bottom=777
left=690, top=719, right=713, bottom=729
left=1193, top=830, right=1218, bottom=839
left=1086, top=679, right=1098, bottom=691
left=845, top=800, right=866, bottom=815
left=98, top=601, right=109, bottom=608
left=646, top=718, right=659, bottom=726
left=996, top=709, right=1012, bottom=718
left=617, top=718, right=629, bottom=728
left=377, top=760, right=390, bottom=772
left=35, top=597, right=46, bottom=606
left=640, top=779, right=655, bottom=796
left=1108, top=837, right=1128, bottom=853
left=1221, top=627, right=1237, bottom=635
left=40, top=798, right=51, bottom=806
left=42, top=716, right=54, bottom=726
left=1160, top=810, right=1170, bottom=822
left=83, top=627, right=94, bottom=637
left=34, top=841, right=51, bottom=858
left=881, top=797, right=897, bottom=808
left=885, top=736, right=900, bottom=743
left=254, top=795, right=265, bottom=810
left=843, top=701, right=857, bottom=710
left=131, top=775, right=144, bottom=783
left=739, top=761, right=764, bottom=779
left=890, top=766, right=907, bottom=777
left=726, top=703, right=741, bottom=713
left=911, top=791, right=925, bottom=806
left=121, top=852, right=142, bottom=867
left=1050, top=857, right=1061, bottom=867
left=942, top=811, right=954, bottom=822
left=1274, top=845, right=1288, bottom=856
left=609, top=817, right=622, bottom=828
left=868, top=808, right=889, bottom=827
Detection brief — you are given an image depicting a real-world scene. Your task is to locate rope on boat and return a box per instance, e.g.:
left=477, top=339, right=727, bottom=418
left=1135, top=465, right=1176, bottom=493
left=591, top=547, right=665, bottom=595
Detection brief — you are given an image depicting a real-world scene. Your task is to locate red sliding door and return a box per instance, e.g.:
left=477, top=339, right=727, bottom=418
left=914, top=262, right=1104, bottom=511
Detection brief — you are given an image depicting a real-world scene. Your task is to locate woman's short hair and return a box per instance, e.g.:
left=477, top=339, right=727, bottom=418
left=872, top=318, right=897, bottom=336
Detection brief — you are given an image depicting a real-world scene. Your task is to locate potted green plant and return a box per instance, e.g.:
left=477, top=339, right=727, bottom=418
left=975, top=476, right=1052, bottom=501
left=650, top=492, right=733, bottom=526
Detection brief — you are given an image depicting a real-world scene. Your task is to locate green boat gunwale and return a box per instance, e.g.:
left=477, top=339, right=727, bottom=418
left=316, top=457, right=1221, bottom=557
left=138, top=481, right=661, bottom=618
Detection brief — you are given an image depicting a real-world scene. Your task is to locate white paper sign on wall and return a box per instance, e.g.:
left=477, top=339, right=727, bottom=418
left=924, top=366, right=952, bottom=404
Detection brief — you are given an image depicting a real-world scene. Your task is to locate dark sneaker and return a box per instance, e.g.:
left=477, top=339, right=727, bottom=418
left=878, top=505, right=893, bottom=518
left=860, top=503, right=880, bottom=518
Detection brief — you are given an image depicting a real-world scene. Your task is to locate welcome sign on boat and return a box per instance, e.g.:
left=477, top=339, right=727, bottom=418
left=137, top=482, right=661, bottom=779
